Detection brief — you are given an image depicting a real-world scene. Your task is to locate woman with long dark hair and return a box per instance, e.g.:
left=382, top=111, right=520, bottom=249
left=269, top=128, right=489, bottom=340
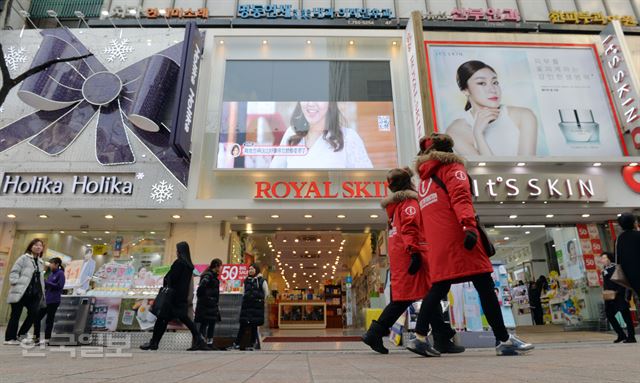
left=140, top=242, right=208, bottom=351
left=270, top=102, right=372, bottom=168
left=409, top=133, right=534, bottom=357
left=445, top=60, right=538, bottom=156
left=4, top=239, right=46, bottom=345
left=35, top=257, right=65, bottom=344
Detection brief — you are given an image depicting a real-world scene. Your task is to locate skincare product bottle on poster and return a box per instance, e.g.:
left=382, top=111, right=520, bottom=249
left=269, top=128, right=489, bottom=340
left=558, top=109, right=600, bottom=143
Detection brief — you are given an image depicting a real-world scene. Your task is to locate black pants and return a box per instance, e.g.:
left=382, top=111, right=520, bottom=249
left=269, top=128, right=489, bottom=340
left=375, top=300, right=413, bottom=333
left=531, top=306, right=544, bottom=325
left=150, top=315, right=201, bottom=345
left=605, top=299, right=635, bottom=338
left=5, top=294, right=40, bottom=341
left=36, top=303, right=60, bottom=340
left=415, top=273, right=509, bottom=343
left=199, top=320, right=216, bottom=340
left=234, top=322, right=259, bottom=347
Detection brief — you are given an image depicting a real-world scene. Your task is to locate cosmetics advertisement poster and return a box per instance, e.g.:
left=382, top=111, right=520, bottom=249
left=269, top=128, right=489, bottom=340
left=425, top=43, right=623, bottom=157
left=551, top=227, right=586, bottom=281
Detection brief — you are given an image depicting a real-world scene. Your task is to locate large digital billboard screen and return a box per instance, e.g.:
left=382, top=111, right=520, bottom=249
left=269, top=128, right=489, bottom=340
left=216, top=60, right=398, bottom=169
left=425, top=42, right=626, bottom=157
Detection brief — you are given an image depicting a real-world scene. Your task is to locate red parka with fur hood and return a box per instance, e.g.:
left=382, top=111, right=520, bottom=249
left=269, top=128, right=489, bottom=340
left=381, top=190, right=431, bottom=301
left=415, top=150, right=493, bottom=284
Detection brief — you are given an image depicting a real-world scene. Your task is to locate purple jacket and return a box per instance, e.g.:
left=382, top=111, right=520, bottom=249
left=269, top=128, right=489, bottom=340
left=45, top=268, right=65, bottom=304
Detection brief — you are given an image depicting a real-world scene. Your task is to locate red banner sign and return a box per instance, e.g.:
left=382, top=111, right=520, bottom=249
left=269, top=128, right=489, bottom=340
left=219, top=264, right=249, bottom=293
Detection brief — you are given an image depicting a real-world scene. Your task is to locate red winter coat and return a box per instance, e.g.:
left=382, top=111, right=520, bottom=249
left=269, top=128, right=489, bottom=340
left=381, top=190, right=430, bottom=301
left=415, top=151, right=493, bottom=284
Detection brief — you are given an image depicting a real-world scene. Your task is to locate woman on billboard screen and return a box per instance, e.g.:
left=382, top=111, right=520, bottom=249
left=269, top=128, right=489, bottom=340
left=269, top=101, right=373, bottom=169
left=445, top=60, right=538, bottom=156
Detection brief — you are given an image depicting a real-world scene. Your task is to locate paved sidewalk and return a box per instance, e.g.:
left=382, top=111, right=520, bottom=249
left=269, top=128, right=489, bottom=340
left=1, top=341, right=639, bottom=383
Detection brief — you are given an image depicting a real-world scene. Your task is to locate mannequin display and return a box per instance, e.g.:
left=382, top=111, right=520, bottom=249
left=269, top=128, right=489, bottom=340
left=77, top=249, right=96, bottom=294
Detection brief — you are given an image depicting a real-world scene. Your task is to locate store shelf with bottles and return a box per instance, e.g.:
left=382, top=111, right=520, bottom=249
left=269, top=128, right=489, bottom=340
left=324, top=283, right=343, bottom=328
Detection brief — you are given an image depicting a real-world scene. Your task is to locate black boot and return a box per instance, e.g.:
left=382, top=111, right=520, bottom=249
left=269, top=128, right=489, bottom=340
left=140, top=341, right=158, bottom=351
left=623, top=336, right=636, bottom=343
left=187, top=336, right=208, bottom=351
left=434, top=334, right=465, bottom=354
left=361, top=320, right=389, bottom=354
left=614, top=334, right=626, bottom=343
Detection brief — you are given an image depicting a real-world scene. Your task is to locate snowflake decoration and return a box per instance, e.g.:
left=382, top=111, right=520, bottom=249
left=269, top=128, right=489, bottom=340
left=3, top=46, right=28, bottom=73
left=103, top=38, right=134, bottom=63
left=135, top=172, right=145, bottom=180
left=150, top=180, right=174, bottom=204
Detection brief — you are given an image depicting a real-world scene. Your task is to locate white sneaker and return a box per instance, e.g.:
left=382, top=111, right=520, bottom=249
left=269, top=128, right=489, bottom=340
left=496, top=334, right=534, bottom=356
left=20, top=338, right=34, bottom=345
left=3, top=340, right=21, bottom=345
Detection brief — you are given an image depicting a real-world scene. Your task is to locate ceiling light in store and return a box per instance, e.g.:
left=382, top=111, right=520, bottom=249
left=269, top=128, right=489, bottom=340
left=303, top=272, right=306, bottom=276
left=204, top=215, right=213, bottom=219
left=315, top=280, right=319, bottom=283
left=277, top=251, right=282, bottom=254
left=219, top=40, right=224, bottom=45
left=525, top=231, right=531, bottom=235
left=522, top=201, right=526, bottom=204
left=316, top=238, right=321, bottom=242
left=285, top=263, right=288, bottom=266
left=592, top=162, right=602, bottom=167
left=582, top=214, right=590, bottom=218
left=271, top=214, right=279, bottom=218
left=499, top=201, right=504, bottom=204
left=349, top=40, right=355, bottom=45
left=300, top=263, right=303, bottom=266
left=295, top=239, right=299, bottom=243
left=172, top=215, right=181, bottom=219
left=504, top=237, right=509, bottom=240
left=271, top=249, right=275, bottom=252
left=317, top=250, right=321, bottom=254
left=262, top=40, right=268, bottom=45
left=306, top=40, right=312, bottom=44
left=495, top=225, right=519, bottom=229
left=546, top=214, right=554, bottom=218
left=323, top=265, right=327, bottom=269
left=82, top=231, right=87, bottom=234
left=629, top=162, right=638, bottom=167
left=370, top=214, right=379, bottom=218
left=328, top=251, right=332, bottom=254
left=313, top=263, right=317, bottom=266
left=289, top=266, right=293, bottom=269
left=509, top=215, right=517, bottom=219
left=516, top=162, right=526, bottom=167
left=150, top=231, right=156, bottom=234
left=543, top=201, right=548, bottom=204
left=522, top=225, right=545, bottom=228
left=330, top=238, right=335, bottom=242
left=86, top=243, right=91, bottom=247
left=337, top=214, right=346, bottom=219
left=478, top=162, right=487, bottom=167
left=304, top=250, right=309, bottom=254
left=282, top=239, right=287, bottom=243
left=104, top=231, right=110, bottom=234
left=292, top=250, right=296, bottom=254
left=304, top=214, right=312, bottom=218
left=617, top=213, right=622, bottom=217
left=104, top=214, right=114, bottom=219
left=6, top=214, right=16, bottom=218
left=59, top=231, right=65, bottom=234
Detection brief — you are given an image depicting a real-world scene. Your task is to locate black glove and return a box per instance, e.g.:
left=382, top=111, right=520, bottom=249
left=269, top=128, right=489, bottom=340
left=408, top=253, right=421, bottom=275
left=463, top=226, right=479, bottom=250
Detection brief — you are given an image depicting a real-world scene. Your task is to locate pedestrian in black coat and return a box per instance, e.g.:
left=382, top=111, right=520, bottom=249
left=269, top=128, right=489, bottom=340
left=601, top=251, right=636, bottom=343
left=140, top=241, right=207, bottom=351
left=230, top=263, right=268, bottom=350
left=195, top=259, right=222, bottom=349
left=616, top=213, right=640, bottom=297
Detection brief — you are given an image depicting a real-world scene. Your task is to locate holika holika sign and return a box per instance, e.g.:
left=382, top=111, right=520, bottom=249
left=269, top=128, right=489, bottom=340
left=1, top=174, right=134, bottom=196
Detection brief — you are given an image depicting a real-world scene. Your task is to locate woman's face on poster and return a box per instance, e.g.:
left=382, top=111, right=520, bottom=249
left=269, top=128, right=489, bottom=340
left=300, top=102, right=330, bottom=126
left=464, top=68, right=501, bottom=109
left=568, top=241, right=577, bottom=263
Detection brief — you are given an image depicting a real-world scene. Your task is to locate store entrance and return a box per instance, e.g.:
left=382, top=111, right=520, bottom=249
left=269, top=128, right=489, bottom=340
left=233, top=229, right=384, bottom=340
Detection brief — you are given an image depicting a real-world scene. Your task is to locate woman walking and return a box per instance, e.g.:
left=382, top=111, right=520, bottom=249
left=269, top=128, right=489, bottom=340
left=362, top=167, right=458, bottom=356
left=195, top=259, right=223, bottom=350
left=601, top=251, right=636, bottom=343
left=230, top=263, right=268, bottom=350
left=409, top=133, right=533, bottom=356
left=4, top=239, right=46, bottom=345
left=140, top=242, right=207, bottom=351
